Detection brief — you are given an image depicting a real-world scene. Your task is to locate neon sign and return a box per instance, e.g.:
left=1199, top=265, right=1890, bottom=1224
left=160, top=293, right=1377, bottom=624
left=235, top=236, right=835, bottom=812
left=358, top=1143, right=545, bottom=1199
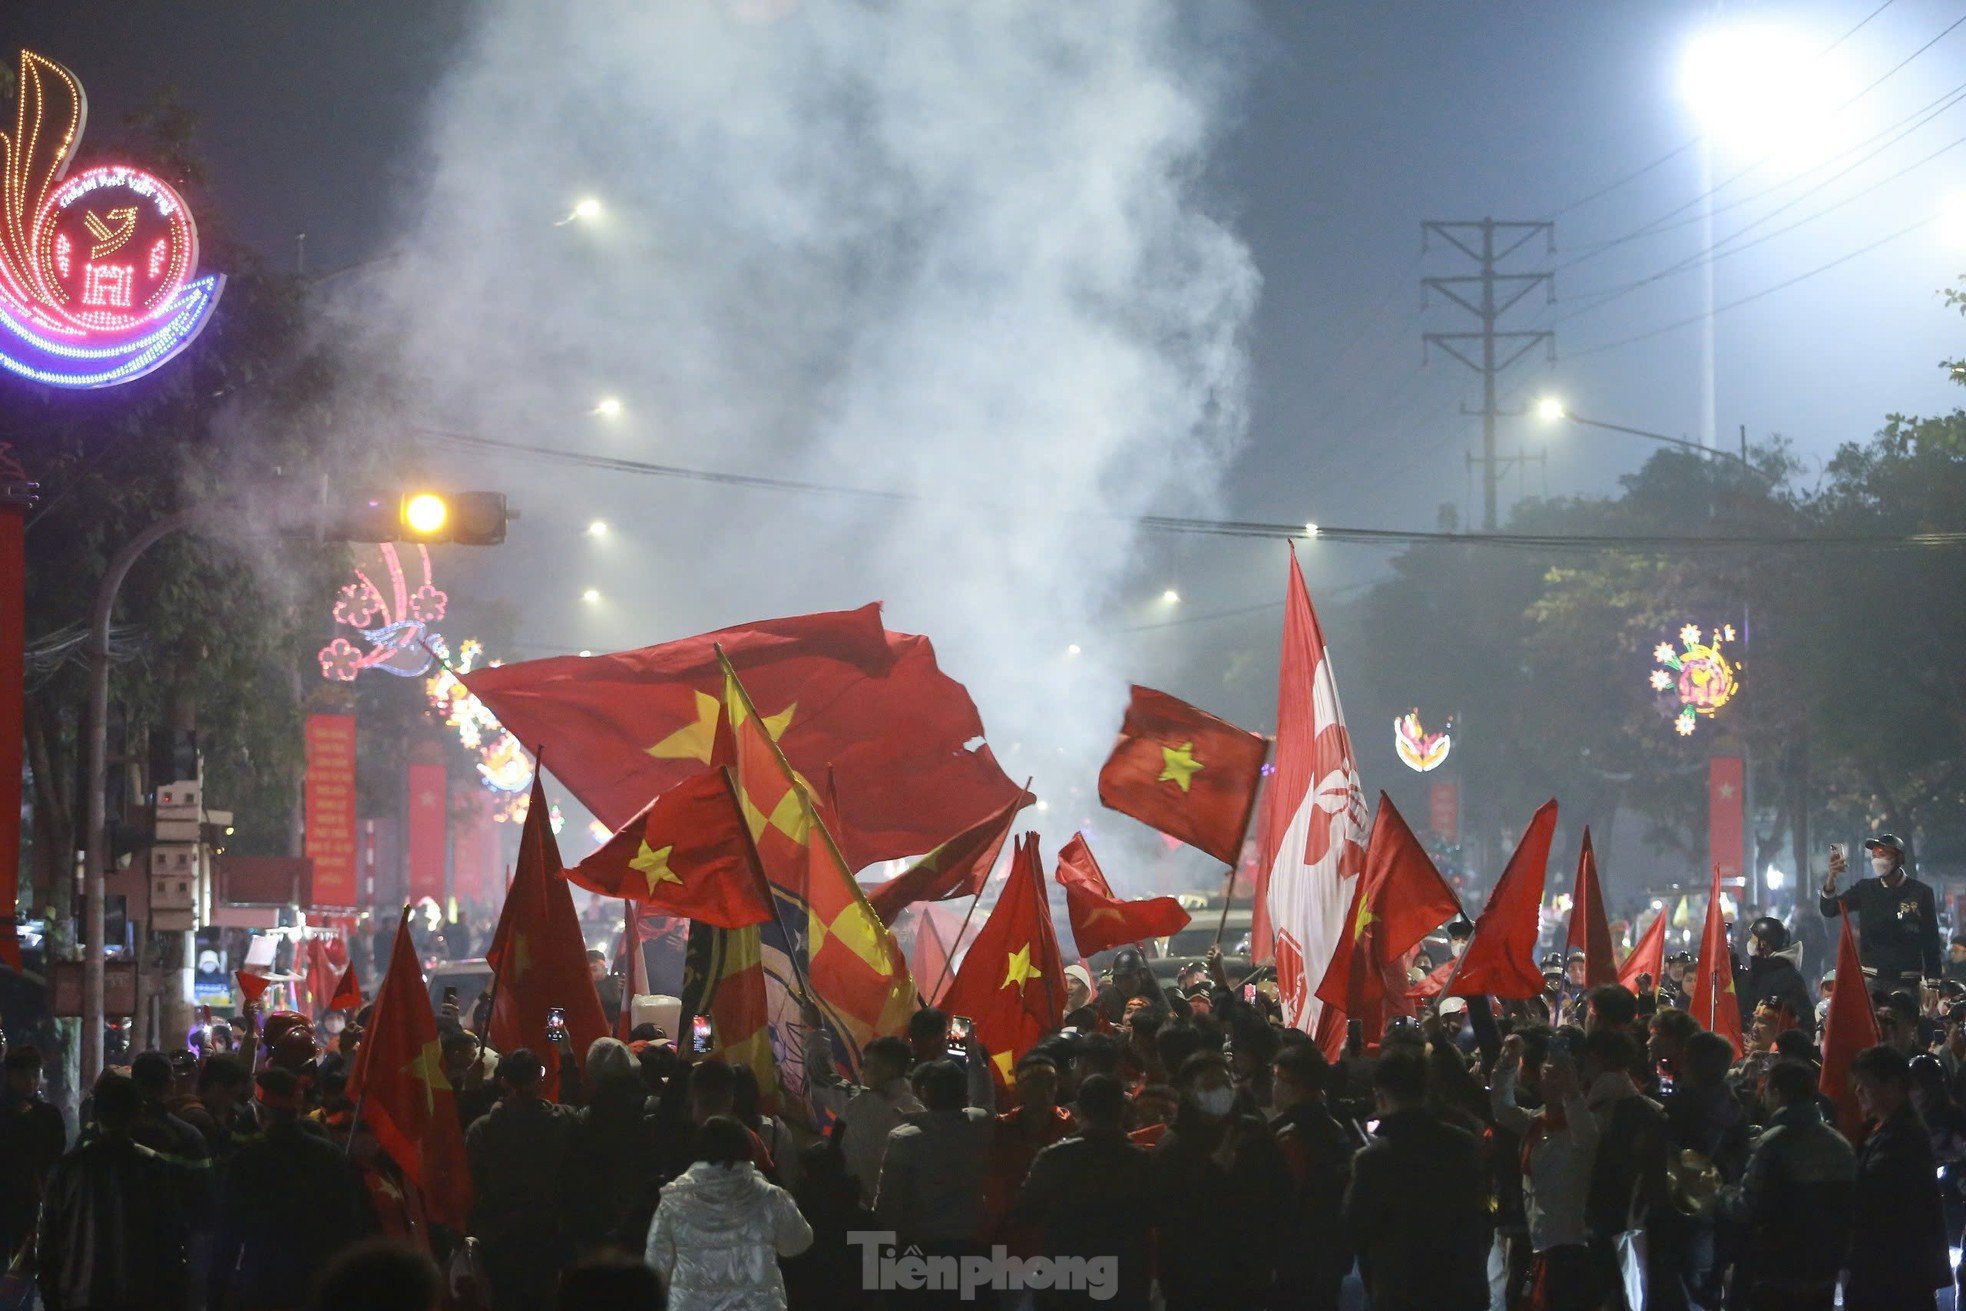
left=1652, top=624, right=1739, bottom=736
left=1394, top=711, right=1452, bottom=772
left=0, top=51, right=222, bottom=388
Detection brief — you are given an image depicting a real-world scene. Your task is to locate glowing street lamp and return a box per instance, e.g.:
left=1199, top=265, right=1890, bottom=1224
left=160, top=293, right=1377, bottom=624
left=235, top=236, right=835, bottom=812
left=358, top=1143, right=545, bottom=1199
left=586, top=520, right=609, bottom=538
left=581, top=588, right=601, bottom=604
left=556, top=196, right=604, bottom=226
left=1680, top=25, right=1856, bottom=165
left=1534, top=396, right=1772, bottom=482
left=1534, top=396, right=1566, bottom=422
left=592, top=396, right=623, bottom=418
left=1161, top=589, right=1181, bottom=605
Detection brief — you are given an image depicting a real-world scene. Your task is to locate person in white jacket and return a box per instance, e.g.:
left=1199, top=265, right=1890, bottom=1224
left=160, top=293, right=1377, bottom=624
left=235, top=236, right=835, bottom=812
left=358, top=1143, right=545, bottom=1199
left=1490, top=1032, right=1600, bottom=1311
left=646, top=1115, right=815, bottom=1311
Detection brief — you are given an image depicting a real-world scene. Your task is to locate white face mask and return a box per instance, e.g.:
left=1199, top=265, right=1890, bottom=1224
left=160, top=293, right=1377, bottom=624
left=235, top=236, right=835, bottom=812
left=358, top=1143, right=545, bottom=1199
left=1193, top=1086, right=1237, bottom=1118
left=1873, top=857, right=1896, bottom=877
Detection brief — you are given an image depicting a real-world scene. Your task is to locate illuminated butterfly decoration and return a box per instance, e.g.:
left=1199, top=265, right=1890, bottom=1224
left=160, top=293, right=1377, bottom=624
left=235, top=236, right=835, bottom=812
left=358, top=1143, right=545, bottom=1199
left=317, top=545, right=448, bottom=682
left=1393, top=710, right=1452, bottom=772
left=0, top=51, right=223, bottom=387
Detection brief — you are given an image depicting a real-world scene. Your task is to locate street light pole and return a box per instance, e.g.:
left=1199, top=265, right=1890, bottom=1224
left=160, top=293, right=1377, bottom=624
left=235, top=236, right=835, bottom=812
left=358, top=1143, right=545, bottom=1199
left=1543, top=405, right=1774, bottom=483
left=82, top=506, right=205, bottom=1087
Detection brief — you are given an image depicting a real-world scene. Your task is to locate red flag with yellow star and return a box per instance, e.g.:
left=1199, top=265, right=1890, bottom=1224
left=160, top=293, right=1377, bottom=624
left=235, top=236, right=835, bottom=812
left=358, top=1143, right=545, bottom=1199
left=346, top=911, right=472, bottom=1229
left=1097, top=685, right=1268, bottom=866
left=864, top=787, right=1029, bottom=928
left=1314, top=794, right=1460, bottom=1024
left=722, top=657, right=915, bottom=1069
left=1054, top=832, right=1190, bottom=957
left=485, top=774, right=610, bottom=1093
left=941, top=833, right=1066, bottom=1086
left=1689, top=863, right=1744, bottom=1056
left=565, top=769, right=775, bottom=928
left=463, top=605, right=1024, bottom=871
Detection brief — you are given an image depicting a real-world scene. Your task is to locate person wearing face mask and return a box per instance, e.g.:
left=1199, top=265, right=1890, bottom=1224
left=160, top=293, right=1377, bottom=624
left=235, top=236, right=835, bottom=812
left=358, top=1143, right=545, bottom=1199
left=1821, top=834, right=1943, bottom=992
left=1148, top=1049, right=1290, bottom=1311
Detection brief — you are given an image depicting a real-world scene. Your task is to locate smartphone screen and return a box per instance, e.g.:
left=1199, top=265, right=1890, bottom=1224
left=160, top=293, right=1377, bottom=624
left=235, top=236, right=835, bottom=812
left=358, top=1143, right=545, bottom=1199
left=945, top=1015, right=973, bottom=1060
left=545, top=1006, right=567, bottom=1035
left=1241, top=983, right=1258, bottom=1004
left=690, top=1014, right=715, bottom=1056
left=441, top=985, right=460, bottom=1009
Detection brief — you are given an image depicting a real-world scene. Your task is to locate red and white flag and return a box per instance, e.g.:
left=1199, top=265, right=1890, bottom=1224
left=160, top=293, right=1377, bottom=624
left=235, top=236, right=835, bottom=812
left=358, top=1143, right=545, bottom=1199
left=1255, top=545, right=1368, bottom=1055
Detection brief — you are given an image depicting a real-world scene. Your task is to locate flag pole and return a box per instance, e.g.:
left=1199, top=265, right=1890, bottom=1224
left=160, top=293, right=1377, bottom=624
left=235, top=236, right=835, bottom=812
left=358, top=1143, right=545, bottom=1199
left=346, top=903, right=410, bottom=1158
left=925, top=779, right=1033, bottom=1005
left=1212, top=860, right=1239, bottom=949
left=714, top=764, right=815, bottom=999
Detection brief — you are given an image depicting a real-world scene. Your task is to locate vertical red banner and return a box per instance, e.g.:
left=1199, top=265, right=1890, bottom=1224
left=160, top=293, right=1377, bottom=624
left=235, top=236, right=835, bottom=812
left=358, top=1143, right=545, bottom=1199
left=0, top=495, right=23, bottom=968
left=449, top=787, right=499, bottom=909
left=1709, top=755, right=1745, bottom=885
left=303, top=715, right=359, bottom=907
left=1429, top=779, right=1460, bottom=843
left=406, top=762, right=448, bottom=904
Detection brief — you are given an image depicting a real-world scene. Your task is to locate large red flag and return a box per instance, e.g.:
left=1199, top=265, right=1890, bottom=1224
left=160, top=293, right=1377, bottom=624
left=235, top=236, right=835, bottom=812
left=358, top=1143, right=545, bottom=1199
left=1619, top=910, right=1668, bottom=992
left=1819, top=912, right=1879, bottom=1140
left=486, top=775, right=610, bottom=1092
left=941, top=834, right=1066, bottom=1086
left=1256, top=545, right=1369, bottom=1055
left=864, top=787, right=1028, bottom=928
left=565, top=770, right=775, bottom=928
left=464, top=605, right=1023, bottom=870
left=1566, top=829, right=1619, bottom=988
left=1316, top=795, right=1461, bottom=1026
left=1688, top=864, right=1744, bottom=1056
left=1447, top=801, right=1558, bottom=1000
left=1054, top=833, right=1191, bottom=957
left=304, top=936, right=339, bottom=1018
left=346, top=912, right=472, bottom=1229
left=1097, top=686, right=1268, bottom=865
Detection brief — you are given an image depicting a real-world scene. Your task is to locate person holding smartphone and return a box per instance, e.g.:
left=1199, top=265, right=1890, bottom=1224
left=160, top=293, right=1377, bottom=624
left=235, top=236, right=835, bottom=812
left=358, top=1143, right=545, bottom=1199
left=1821, top=835, right=1943, bottom=991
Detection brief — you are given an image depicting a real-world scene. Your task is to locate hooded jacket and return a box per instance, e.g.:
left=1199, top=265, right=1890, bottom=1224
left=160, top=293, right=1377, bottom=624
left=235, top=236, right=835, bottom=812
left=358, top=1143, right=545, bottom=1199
left=1734, top=942, right=1815, bottom=1038
left=645, top=1160, right=813, bottom=1311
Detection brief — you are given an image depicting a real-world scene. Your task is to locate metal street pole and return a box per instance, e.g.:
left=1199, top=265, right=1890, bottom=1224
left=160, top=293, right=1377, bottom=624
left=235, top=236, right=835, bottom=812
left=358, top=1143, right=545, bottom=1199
left=0, top=448, right=36, bottom=972
left=82, top=506, right=204, bottom=1086
left=1561, top=412, right=1773, bottom=483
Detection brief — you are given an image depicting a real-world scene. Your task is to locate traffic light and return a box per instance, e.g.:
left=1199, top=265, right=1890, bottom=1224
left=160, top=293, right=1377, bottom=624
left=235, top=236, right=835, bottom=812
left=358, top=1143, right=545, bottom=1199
left=396, top=491, right=509, bottom=546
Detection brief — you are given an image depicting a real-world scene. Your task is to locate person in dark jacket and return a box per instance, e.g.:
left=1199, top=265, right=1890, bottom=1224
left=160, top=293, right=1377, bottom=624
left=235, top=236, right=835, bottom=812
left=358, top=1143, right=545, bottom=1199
left=782, top=1140, right=875, bottom=1311
left=1344, top=1046, right=1491, bottom=1311
left=1821, top=834, right=1943, bottom=987
left=467, top=1049, right=576, bottom=1311
left=1268, top=1041, right=1354, bottom=1311
left=561, top=1036, right=660, bottom=1255
left=208, top=1068, right=374, bottom=1310
left=35, top=1072, right=189, bottom=1311
left=1010, top=1073, right=1155, bottom=1311
left=1734, top=918, right=1814, bottom=1038
left=0, top=1044, right=67, bottom=1264
left=1658, top=1029, right=1750, bottom=1308
left=1845, top=1044, right=1951, bottom=1310
left=1716, top=1058, right=1855, bottom=1311
left=1150, top=1049, right=1291, bottom=1311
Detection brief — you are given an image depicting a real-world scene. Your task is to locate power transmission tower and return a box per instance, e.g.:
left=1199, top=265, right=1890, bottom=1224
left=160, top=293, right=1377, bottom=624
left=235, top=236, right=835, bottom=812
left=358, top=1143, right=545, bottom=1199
left=1421, top=219, right=1555, bottom=531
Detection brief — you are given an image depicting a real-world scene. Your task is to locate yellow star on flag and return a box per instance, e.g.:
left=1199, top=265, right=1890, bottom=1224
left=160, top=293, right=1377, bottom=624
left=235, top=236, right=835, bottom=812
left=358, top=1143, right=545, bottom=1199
left=648, top=690, right=797, bottom=762
left=1157, top=742, right=1203, bottom=793
left=1352, top=896, right=1378, bottom=943
left=630, top=840, right=681, bottom=894
left=402, top=1037, right=452, bottom=1116
left=1085, top=907, right=1126, bottom=926
left=1002, top=942, right=1043, bottom=993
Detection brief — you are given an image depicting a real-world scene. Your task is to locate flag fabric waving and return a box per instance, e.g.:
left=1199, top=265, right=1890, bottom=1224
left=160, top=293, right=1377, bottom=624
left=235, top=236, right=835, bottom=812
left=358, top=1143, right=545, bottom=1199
left=617, top=900, right=650, bottom=1042
left=464, top=605, right=1024, bottom=871
left=940, top=834, right=1066, bottom=1086
left=565, top=769, right=775, bottom=928
left=485, top=774, right=610, bottom=1093
left=1688, top=864, right=1744, bottom=1056
left=680, top=919, right=786, bottom=1114
left=722, top=656, right=915, bottom=1070
left=1447, top=801, right=1558, bottom=1000
left=1053, top=832, right=1191, bottom=958
left=864, top=787, right=1027, bottom=928
left=1315, top=794, right=1460, bottom=1026
left=1818, top=912, right=1879, bottom=1140
left=234, top=970, right=271, bottom=1010
left=1097, top=686, right=1268, bottom=866
left=328, top=963, right=363, bottom=1014
left=1618, top=911, right=1667, bottom=992
left=304, top=936, right=339, bottom=1019
left=346, top=911, right=472, bottom=1229
left=1255, top=545, right=1370, bottom=1054
left=1566, top=829, right=1619, bottom=988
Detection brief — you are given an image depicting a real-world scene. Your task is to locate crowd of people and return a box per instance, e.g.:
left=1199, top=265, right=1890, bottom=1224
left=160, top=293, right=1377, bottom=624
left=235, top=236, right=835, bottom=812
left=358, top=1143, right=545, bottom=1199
left=1, top=835, right=1964, bottom=1310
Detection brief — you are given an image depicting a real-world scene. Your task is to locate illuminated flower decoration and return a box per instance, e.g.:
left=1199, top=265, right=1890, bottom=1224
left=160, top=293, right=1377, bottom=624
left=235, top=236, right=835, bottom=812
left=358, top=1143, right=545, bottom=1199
left=332, top=583, right=380, bottom=628
left=408, top=583, right=448, bottom=624
left=1651, top=622, right=1740, bottom=737
left=1393, top=710, right=1453, bottom=772
left=317, top=637, right=362, bottom=682
left=424, top=639, right=536, bottom=803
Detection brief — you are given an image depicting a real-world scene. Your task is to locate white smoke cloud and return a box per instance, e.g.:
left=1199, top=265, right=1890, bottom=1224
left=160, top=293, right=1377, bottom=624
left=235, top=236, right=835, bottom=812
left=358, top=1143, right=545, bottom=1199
left=352, top=0, right=1258, bottom=883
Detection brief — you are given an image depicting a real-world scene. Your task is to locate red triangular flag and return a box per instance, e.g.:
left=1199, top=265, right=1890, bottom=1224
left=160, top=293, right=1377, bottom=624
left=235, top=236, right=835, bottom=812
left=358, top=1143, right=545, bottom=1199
left=1315, top=795, right=1461, bottom=1025
left=1818, top=912, right=1878, bottom=1140
left=1447, top=801, right=1558, bottom=1000
left=1566, top=829, right=1619, bottom=988
left=1054, top=833, right=1191, bottom=957
left=1097, top=686, right=1268, bottom=866
left=1618, top=910, right=1667, bottom=992
left=865, top=787, right=1028, bottom=927
left=941, top=834, right=1066, bottom=1087
left=1688, top=864, right=1744, bottom=1056
left=328, top=963, right=363, bottom=1013
left=487, top=773, right=611, bottom=1093
left=346, top=912, right=472, bottom=1228
left=235, top=970, right=271, bottom=1008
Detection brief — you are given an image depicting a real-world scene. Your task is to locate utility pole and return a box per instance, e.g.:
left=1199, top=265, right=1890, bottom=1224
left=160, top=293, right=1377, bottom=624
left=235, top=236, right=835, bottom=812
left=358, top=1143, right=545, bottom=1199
left=1422, top=219, right=1556, bottom=531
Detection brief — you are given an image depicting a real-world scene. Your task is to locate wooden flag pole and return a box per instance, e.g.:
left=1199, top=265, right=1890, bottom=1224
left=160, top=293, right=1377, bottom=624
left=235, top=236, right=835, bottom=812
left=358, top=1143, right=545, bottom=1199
left=1212, top=861, right=1239, bottom=949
